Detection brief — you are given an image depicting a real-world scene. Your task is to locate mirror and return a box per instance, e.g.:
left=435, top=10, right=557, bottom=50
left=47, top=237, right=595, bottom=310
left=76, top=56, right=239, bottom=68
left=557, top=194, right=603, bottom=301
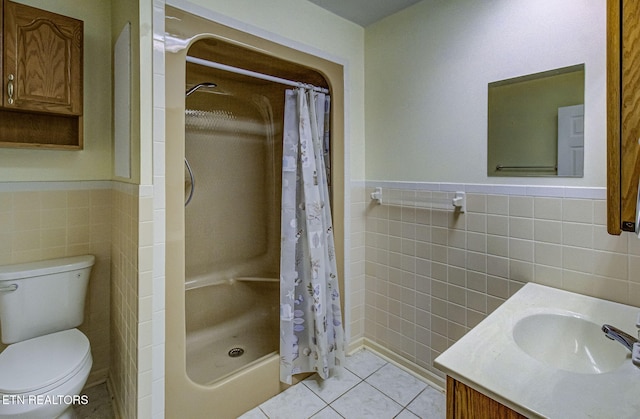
left=487, top=64, right=585, bottom=177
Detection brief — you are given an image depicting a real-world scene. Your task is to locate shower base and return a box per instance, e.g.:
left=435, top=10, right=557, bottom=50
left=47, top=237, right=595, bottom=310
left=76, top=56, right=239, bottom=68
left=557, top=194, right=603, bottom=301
left=185, top=289, right=278, bottom=385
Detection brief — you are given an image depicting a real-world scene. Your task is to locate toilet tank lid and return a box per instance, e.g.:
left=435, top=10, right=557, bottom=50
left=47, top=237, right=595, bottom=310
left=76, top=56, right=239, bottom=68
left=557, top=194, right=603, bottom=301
left=0, top=255, right=95, bottom=281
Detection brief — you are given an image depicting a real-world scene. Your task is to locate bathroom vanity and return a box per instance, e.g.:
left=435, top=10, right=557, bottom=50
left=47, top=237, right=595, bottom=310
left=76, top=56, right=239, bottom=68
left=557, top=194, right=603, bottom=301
left=435, top=283, right=640, bottom=418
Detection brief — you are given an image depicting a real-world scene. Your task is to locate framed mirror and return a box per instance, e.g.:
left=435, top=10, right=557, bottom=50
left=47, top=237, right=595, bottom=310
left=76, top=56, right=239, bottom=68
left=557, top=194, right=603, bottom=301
left=487, top=64, right=585, bottom=177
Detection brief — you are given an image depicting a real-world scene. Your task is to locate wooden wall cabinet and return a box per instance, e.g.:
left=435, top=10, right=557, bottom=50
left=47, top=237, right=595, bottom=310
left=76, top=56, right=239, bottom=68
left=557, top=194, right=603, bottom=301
left=0, top=0, right=83, bottom=149
left=446, top=377, right=527, bottom=419
left=607, top=0, right=640, bottom=234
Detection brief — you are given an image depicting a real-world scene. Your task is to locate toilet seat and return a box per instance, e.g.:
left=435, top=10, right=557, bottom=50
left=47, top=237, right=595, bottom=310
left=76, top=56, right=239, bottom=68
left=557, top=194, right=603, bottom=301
left=0, top=329, right=91, bottom=395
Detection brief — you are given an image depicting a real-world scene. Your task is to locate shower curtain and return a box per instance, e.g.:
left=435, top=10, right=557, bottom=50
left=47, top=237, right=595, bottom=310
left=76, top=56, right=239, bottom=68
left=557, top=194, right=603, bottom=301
left=279, top=88, right=345, bottom=384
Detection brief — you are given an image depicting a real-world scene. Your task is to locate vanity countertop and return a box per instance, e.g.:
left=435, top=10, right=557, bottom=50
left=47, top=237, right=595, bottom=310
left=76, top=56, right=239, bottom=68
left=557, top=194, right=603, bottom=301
left=434, top=283, right=640, bottom=419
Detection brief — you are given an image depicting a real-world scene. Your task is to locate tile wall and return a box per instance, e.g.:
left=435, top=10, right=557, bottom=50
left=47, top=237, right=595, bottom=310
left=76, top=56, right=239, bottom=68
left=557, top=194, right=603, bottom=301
left=0, top=184, right=112, bottom=386
left=349, top=183, right=367, bottom=345
left=110, top=183, right=139, bottom=418
left=137, top=187, right=155, bottom=418
left=151, top=1, right=166, bottom=417
left=357, top=182, right=640, bottom=379
left=0, top=180, right=153, bottom=419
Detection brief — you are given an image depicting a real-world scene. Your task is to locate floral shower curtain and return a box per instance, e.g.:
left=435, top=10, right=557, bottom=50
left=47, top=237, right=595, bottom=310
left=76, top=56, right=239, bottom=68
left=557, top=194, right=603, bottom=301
left=279, top=88, right=345, bottom=384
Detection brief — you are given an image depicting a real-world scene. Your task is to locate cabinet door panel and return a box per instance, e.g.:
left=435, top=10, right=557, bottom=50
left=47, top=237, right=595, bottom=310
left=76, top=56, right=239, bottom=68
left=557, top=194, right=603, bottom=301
left=607, top=0, right=621, bottom=234
left=621, top=0, right=640, bottom=230
left=3, top=0, right=82, bottom=115
left=446, top=377, right=527, bottom=419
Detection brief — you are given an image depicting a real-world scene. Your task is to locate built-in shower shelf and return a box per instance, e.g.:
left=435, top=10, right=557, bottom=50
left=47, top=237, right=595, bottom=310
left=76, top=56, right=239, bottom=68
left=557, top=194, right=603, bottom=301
left=234, top=277, right=279, bottom=283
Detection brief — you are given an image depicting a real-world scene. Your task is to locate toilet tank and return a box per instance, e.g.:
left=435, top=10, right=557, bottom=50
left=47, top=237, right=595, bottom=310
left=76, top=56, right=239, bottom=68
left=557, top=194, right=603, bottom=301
left=0, top=255, right=95, bottom=344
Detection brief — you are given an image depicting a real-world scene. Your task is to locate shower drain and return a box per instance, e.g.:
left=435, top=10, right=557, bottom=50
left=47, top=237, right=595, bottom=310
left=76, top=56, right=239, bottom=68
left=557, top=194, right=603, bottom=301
left=228, top=347, right=245, bottom=358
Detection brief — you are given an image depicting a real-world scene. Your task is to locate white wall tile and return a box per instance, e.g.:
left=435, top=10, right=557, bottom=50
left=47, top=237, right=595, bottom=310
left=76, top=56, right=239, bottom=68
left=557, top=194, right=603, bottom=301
left=562, top=222, right=593, bottom=248
left=534, top=197, right=563, bottom=221
left=361, top=181, right=640, bottom=381
left=563, top=199, right=593, bottom=223
left=509, top=196, right=533, bottom=218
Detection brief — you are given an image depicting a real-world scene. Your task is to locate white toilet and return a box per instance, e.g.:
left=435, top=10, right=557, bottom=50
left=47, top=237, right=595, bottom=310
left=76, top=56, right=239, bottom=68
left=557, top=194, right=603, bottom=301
left=0, top=255, right=95, bottom=419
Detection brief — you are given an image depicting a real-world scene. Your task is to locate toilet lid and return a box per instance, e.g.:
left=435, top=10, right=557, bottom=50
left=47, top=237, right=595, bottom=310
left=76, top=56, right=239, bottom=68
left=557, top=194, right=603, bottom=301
left=0, top=329, right=91, bottom=394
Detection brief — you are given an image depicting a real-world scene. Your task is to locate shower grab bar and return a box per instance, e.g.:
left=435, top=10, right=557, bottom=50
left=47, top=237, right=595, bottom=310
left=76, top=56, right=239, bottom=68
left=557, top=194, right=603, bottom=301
left=0, top=284, right=18, bottom=292
left=370, top=187, right=466, bottom=213
left=235, top=277, right=279, bottom=283
left=185, top=158, right=195, bottom=206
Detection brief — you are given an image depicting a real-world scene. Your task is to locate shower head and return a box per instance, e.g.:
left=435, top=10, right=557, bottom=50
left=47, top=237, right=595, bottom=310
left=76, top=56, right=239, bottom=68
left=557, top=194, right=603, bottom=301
left=186, top=82, right=217, bottom=97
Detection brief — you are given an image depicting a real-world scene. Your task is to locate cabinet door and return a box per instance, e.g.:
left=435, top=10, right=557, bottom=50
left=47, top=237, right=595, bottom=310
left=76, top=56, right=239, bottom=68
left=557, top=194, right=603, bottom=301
left=3, top=0, right=83, bottom=115
left=447, top=377, right=527, bottom=419
left=620, top=0, right=640, bottom=232
left=607, top=0, right=640, bottom=234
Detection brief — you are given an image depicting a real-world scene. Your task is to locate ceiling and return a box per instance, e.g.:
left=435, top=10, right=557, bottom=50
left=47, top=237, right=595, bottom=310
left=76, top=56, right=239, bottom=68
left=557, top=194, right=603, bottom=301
left=307, top=0, right=423, bottom=27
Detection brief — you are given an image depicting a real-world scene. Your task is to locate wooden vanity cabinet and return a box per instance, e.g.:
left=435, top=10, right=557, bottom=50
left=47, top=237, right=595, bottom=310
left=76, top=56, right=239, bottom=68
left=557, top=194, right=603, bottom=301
left=446, top=377, right=527, bottom=419
left=0, top=0, right=83, bottom=149
left=607, top=0, right=640, bottom=234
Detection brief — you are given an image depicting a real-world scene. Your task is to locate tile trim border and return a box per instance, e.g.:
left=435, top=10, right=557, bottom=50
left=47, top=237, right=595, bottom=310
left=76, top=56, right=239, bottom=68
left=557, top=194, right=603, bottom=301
left=0, top=180, right=113, bottom=192
left=0, top=180, right=154, bottom=198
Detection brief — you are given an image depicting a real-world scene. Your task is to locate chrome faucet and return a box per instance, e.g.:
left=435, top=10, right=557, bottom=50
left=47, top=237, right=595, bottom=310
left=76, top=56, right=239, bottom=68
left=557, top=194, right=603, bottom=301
left=602, top=324, right=638, bottom=352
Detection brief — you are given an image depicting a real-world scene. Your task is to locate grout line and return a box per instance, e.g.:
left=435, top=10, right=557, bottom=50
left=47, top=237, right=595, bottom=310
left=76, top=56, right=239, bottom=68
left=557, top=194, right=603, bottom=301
left=248, top=348, right=445, bottom=418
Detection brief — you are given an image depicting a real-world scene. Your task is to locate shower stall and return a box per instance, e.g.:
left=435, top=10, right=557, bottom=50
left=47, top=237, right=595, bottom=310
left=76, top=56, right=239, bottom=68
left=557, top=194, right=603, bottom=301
left=165, top=6, right=346, bottom=418
left=183, top=62, right=283, bottom=385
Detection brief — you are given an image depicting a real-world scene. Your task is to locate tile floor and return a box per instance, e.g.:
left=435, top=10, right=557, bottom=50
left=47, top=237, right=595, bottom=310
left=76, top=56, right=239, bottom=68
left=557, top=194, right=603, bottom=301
left=73, top=383, right=116, bottom=418
left=239, top=349, right=446, bottom=419
left=72, top=349, right=445, bottom=419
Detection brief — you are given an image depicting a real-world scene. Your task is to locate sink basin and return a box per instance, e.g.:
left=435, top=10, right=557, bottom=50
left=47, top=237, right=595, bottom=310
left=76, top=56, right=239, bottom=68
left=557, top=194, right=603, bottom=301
left=513, top=313, right=629, bottom=374
left=435, top=283, right=640, bottom=418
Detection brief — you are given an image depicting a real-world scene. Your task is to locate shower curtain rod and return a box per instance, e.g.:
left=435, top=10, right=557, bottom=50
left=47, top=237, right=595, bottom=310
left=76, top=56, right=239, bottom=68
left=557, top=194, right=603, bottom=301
left=186, top=55, right=330, bottom=94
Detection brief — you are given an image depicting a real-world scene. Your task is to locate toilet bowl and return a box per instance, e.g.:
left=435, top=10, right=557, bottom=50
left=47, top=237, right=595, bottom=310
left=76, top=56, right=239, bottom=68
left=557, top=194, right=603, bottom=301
left=0, top=256, right=95, bottom=419
left=0, top=329, right=92, bottom=419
